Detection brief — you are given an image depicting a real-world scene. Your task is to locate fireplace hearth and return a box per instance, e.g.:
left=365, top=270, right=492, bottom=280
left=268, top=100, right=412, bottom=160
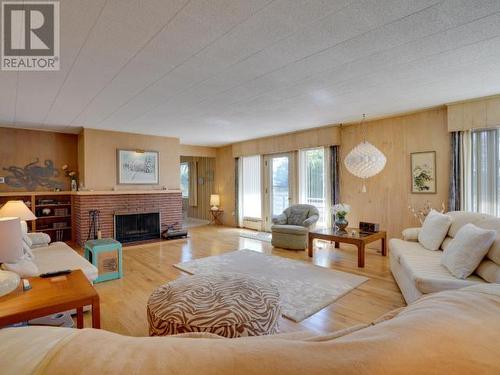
left=114, top=212, right=160, bottom=243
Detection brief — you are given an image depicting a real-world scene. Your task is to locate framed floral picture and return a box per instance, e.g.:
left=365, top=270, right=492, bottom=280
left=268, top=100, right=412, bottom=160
left=117, top=149, right=159, bottom=184
left=411, top=151, right=436, bottom=194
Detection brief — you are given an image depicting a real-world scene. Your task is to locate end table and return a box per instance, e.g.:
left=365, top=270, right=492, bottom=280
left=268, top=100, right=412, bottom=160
left=0, top=269, right=100, bottom=329
left=209, top=209, right=224, bottom=225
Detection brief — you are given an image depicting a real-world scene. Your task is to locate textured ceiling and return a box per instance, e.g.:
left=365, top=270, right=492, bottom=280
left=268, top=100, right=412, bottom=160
left=2, top=0, right=500, bottom=146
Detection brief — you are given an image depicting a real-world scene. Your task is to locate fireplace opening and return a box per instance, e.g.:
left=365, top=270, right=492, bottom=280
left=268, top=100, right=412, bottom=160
left=114, top=212, right=160, bottom=243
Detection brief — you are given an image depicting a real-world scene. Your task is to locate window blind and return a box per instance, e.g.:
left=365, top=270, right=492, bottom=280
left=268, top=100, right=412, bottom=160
left=241, top=155, right=262, bottom=219
left=470, top=128, right=499, bottom=216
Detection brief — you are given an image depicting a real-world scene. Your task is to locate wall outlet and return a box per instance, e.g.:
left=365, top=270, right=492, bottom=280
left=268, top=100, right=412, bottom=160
left=0, top=177, right=5, bottom=184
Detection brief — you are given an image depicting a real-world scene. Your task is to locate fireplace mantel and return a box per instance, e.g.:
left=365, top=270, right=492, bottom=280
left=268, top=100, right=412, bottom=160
left=74, top=190, right=180, bottom=196
left=113, top=209, right=160, bottom=215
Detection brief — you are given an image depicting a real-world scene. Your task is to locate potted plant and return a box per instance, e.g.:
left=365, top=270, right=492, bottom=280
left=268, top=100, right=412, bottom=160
left=333, top=203, right=351, bottom=231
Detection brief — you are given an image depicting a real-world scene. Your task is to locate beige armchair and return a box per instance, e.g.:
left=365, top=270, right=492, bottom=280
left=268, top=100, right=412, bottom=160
left=271, top=204, right=319, bottom=250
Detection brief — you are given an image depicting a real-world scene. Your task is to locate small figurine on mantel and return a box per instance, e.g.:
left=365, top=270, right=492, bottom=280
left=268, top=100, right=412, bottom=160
left=62, top=165, right=78, bottom=191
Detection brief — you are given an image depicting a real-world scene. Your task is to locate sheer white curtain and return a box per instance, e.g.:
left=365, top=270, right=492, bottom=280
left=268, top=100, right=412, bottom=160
left=298, top=147, right=331, bottom=227
left=240, top=155, right=262, bottom=221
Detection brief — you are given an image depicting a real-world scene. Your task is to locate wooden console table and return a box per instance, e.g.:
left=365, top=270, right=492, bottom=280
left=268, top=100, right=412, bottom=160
left=0, top=269, right=100, bottom=329
left=308, top=228, right=387, bottom=268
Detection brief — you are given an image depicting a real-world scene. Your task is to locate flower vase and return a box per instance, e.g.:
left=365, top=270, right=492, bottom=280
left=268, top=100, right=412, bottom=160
left=335, top=216, right=348, bottom=232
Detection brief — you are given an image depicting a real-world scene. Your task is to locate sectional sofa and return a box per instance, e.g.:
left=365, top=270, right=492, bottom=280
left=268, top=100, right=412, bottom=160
left=390, top=211, right=500, bottom=303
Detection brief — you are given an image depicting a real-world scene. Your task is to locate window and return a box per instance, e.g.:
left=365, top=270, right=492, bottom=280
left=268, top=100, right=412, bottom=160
left=471, top=128, right=499, bottom=215
left=241, top=155, right=262, bottom=219
left=299, top=147, right=329, bottom=227
left=270, top=156, right=290, bottom=218
left=180, top=162, right=189, bottom=198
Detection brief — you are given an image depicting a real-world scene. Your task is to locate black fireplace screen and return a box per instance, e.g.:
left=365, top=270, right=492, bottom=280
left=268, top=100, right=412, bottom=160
left=114, top=212, right=160, bottom=243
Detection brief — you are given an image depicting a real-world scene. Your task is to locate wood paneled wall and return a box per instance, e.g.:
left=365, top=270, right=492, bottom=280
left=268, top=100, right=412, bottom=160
left=180, top=156, right=215, bottom=221
left=214, top=107, right=450, bottom=238
left=232, top=125, right=341, bottom=157
left=80, top=128, right=180, bottom=191
left=340, top=107, right=449, bottom=240
left=215, top=146, right=236, bottom=226
left=0, top=127, right=78, bottom=192
left=180, top=144, right=217, bottom=158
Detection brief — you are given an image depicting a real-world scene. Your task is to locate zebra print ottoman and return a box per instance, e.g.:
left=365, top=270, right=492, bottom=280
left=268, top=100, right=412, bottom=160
left=147, top=273, right=281, bottom=338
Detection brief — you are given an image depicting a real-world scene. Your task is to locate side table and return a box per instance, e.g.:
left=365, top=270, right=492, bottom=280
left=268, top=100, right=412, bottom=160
left=0, top=269, right=100, bottom=329
left=209, top=209, right=224, bottom=225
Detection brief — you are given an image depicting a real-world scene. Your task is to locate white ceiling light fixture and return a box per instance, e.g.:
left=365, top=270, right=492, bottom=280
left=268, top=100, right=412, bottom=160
left=344, top=114, right=386, bottom=193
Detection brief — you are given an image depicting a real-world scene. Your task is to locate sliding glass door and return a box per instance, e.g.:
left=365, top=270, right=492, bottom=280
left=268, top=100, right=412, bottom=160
left=239, top=148, right=331, bottom=231
left=263, top=153, right=294, bottom=231
left=299, top=147, right=329, bottom=227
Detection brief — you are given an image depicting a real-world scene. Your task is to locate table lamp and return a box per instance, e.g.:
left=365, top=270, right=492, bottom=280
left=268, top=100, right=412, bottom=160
left=0, top=217, right=23, bottom=297
left=0, top=200, right=37, bottom=221
left=210, top=194, right=220, bottom=211
left=0, top=201, right=35, bottom=297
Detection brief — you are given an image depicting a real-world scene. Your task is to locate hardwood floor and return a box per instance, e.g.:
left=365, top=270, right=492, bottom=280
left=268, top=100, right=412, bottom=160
left=79, top=225, right=405, bottom=336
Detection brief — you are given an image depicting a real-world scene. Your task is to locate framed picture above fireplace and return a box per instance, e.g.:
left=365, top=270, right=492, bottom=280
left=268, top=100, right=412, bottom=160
left=117, top=149, right=159, bottom=184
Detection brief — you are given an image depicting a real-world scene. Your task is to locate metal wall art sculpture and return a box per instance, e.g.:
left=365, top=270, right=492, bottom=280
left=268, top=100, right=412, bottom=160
left=3, top=159, right=63, bottom=190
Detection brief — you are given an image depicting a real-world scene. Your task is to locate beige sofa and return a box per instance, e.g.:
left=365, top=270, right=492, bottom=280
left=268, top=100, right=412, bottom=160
left=1, top=284, right=499, bottom=374
left=32, top=242, right=98, bottom=282
left=3, top=220, right=98, bottom=282
left=390, top=211, right=500, bottom=304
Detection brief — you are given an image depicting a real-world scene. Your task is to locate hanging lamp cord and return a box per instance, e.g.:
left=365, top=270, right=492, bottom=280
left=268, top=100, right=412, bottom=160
left=361, top=113, right=367, bottom=142
left=361, top=113, right=367, bottom=193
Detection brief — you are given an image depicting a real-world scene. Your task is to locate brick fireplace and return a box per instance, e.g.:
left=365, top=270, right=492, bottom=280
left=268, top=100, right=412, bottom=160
left=72, top=191, right=182, bottom=246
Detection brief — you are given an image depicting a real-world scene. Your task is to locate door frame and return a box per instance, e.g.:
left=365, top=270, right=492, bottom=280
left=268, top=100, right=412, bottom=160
left=263, top=152, right=296, bottom=231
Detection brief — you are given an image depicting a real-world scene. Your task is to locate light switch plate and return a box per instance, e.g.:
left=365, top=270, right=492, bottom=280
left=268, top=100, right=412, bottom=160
left=0, top=177, right=5, bottom=184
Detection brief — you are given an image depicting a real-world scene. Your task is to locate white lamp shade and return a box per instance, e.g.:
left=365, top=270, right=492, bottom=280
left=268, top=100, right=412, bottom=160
left=344, top=141, right=387, bottom=179
left=0, top=200, right=37, bottom=221
left=0, top=217, right=23, bottom=263
left=210, top=194, right=220, bottom=207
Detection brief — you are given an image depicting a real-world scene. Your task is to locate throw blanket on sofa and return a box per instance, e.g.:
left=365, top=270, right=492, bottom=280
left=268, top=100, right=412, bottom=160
left=2, top=285, right=499, bottom=374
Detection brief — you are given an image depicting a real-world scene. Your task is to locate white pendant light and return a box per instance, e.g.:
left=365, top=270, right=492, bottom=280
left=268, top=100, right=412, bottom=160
left=344, top=115, right=386, bottom=192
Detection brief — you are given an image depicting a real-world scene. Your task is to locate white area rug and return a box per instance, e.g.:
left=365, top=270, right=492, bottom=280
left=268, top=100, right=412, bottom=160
left=174, top=249, right=368, bottom=322
left=239, top=231, right=272, bottom=243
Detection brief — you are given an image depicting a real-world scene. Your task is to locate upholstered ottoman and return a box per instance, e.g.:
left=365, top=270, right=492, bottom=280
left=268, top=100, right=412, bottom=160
left=271, top=225, right=309, bottom=250
left=147, top=273, right=280, bottom=338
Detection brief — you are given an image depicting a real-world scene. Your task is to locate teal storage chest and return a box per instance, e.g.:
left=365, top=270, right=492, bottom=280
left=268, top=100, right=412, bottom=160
left=84, top=239, right=122, bottom=283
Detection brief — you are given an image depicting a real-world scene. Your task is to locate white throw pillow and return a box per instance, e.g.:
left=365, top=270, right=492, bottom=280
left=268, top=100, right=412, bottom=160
left=476, top=260, right=500, bottom=283
left=21, top=240, right=34, bottom=260
left=402, top=228, right=420, bottom=242
left=2, top=257, right=39, bottom=277
left=418, top=210, right=452, bottom=251
left=23, top=233, right=33, bottom=247
left=20, top=220, right=28, bottom=235
left=27, top=232, right=51, bottom=247
left=441, top=223, right=496, bottom=279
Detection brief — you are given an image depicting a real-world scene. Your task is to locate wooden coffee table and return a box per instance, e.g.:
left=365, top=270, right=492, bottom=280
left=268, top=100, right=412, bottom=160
left=308, top=228, right=387, bottom=268
left=0, top=269, right=100, bottom=329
